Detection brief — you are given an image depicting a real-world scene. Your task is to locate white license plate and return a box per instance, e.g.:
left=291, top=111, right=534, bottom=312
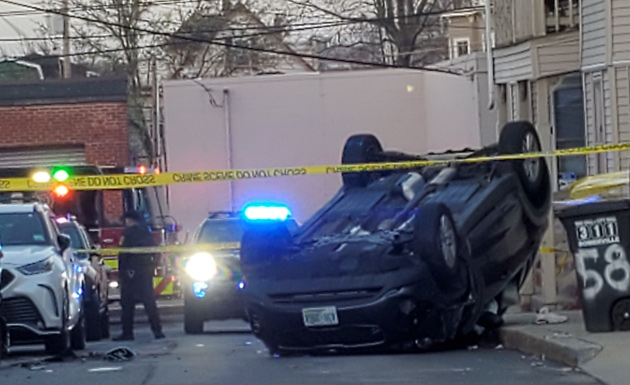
left=302, top=306, right=339, bottom=327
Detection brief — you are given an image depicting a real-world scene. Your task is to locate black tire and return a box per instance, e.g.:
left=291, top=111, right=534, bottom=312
left=100, top=307, right=110, bottom=339
left=341, top=134, right=383, bottom=188
left=45, top=296, right=70, bottom=355
left=412, top=204, right=461, bottom=285
left=611, top=298, right=630, bottom=331
left=184, top=304, right=204, bottom=334
left=84, top=289, right=102, bottom=342
left=0, top=317, right=7, bottom=362
left=498, top=121, right=546, bottom=198
left=70, top=311, right=86, bottom=350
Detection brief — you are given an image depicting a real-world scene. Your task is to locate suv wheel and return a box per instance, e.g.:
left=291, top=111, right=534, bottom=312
left=85, top=288, right=102, bottom=341
left=45, top=295, right=70, bottom=355
left=71, top=308, right=86, bottom=350
left=184, top=305, right=204, bottom=334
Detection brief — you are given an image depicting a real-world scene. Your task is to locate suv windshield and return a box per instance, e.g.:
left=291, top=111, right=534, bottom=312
left=197, top=219, right=244, bottom=243
left=0, top=212, right=49, bottom=246
left=58, top=223, right=86, bottom=249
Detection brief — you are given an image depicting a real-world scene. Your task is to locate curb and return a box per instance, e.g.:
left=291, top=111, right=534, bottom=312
left=499, top=325, right=602, bottom=367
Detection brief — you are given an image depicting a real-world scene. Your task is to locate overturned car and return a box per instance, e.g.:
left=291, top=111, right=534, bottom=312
left=240, top=121, right=552, bottom=355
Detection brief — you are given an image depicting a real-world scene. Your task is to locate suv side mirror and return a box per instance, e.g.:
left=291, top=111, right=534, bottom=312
left=57, top=234, right=72, bottom=252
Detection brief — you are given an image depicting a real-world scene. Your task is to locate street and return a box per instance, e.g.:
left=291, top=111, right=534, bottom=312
left=0, top=320, right=602, bottom=385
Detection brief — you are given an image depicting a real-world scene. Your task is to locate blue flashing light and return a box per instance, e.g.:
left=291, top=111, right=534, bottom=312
left=193, top=282, right=209, bottom=298
left=237, top=281, right=246, bottom=290
left=243, top=204, right=291, bottom=221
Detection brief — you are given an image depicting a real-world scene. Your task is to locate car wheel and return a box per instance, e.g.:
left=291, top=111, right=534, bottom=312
left=0, top=317, right=7, bottom=362
left=100, top=307, right=110, bottom=339
left=413, top=204, right=461, bottom=285
left=184, top=305, right=204, bottom=334
left=85, top=289, right=102, bottom=341
left=70, top=310, right=87, bottom=350
left=45, top=295, right=70, bottom=356
left=611, top=298, right=630, bottom=331
left=498, top=121, right=547, bottom=199
left=341, top=134, right=383, bottom=188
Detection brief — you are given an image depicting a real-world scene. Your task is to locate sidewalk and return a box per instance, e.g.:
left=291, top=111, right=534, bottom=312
left=500, top=310, right=630, bottom=385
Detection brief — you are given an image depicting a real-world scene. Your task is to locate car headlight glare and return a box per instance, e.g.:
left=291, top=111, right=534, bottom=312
left=18, top=257, right=54, bottom=275
left=185, top=252, right=217, bottom=282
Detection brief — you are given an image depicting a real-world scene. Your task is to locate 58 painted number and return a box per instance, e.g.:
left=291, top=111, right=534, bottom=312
left=575, top=244, right=630, bottom=300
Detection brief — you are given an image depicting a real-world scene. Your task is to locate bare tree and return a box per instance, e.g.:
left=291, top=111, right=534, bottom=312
left=160, top=0, right=314, bottom=79
left=285, top=0, right=475, bottom=67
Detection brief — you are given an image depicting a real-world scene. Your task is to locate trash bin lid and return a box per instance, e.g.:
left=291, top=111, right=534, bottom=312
left=555, top=199, right=630, bottom=219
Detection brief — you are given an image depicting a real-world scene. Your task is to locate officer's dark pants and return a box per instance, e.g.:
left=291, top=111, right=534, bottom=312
left=120, top=271, right=162, bottom=336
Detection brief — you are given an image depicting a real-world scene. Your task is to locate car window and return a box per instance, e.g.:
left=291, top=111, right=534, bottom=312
left=0, top=212, right=50, bottom=246
left=58, top=223, right=87, bottom=249
left=197, top=219, right=244, bottom=243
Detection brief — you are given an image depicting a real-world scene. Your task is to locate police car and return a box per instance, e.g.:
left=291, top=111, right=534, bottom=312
left=0, top=199, right=87, bottom=354
left=182, top=209, right=298, bottom=334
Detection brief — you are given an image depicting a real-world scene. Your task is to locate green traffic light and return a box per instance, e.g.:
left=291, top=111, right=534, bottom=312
left=52, top=169, right=70, bottom=182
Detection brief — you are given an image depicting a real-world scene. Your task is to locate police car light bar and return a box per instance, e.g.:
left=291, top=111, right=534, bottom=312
left=243, top=204, right=291, bottom=221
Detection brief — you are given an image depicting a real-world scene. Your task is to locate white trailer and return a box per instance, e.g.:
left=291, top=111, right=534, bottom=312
left=162, top=69, right=491, bottom=236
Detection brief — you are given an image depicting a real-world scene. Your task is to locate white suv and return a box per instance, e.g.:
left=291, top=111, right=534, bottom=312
left=0, top=202, right=86, bottom=355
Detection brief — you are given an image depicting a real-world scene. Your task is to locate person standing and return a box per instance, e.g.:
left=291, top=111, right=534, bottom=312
left=113, top=210, right=165, bottom=341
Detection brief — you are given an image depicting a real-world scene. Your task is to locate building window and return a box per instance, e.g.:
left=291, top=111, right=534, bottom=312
left=453, top=38, right=470, bottom=58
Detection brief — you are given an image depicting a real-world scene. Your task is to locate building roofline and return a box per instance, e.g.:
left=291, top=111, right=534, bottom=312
left=0, top=76, right=127, bottom=106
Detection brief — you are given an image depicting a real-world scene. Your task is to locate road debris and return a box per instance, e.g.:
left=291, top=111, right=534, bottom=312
left=104, top=347, right=137, bottom=362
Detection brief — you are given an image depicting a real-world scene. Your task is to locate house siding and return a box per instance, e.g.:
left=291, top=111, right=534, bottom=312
left=581, top=0, right=608, bottom=68
left=537, top=32, right=581, bottom=77
left=494, top=42, right=533, bottom=83
left=615, top=66, right=630, bottom=169
left=612, top=0, right=630, bottom=63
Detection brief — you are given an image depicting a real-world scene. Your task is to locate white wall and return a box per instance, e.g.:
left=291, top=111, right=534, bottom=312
left=163, top=69, right=483, bottom=234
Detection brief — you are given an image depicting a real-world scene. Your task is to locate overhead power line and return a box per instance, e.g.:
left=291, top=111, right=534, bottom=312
left=0, top=0, right=466, bottom=74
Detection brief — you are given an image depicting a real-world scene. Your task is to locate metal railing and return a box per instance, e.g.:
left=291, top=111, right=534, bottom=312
left=547, top=0, right=580, bottom=33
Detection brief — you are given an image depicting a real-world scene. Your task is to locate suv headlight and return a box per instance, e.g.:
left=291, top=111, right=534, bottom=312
left=185, top=252, right=217, bottom=282
left=18, top=257, right=54, bottom=275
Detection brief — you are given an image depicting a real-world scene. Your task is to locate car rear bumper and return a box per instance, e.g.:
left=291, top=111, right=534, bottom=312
left=184, top=279, right=245, bottom=319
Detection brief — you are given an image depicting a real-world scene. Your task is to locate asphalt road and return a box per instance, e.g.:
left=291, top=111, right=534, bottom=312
left=0, top=320, right=602, bottom=385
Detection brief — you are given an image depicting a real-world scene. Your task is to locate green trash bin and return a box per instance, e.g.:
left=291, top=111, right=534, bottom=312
left=556, top=199, right=630, bottom=332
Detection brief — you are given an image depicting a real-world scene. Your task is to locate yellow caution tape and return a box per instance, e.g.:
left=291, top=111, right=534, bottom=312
left=76, top=242, right=240, bottom=256
left=2, top=142, right=630, bottom=192
left=569, top=171, right=629, bottom=199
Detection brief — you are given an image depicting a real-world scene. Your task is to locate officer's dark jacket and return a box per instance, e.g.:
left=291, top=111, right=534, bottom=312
left=119, top=224, right=156, bottom=276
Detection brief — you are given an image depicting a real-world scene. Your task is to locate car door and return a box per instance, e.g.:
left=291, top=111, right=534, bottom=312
left=48, top=216, right=83, bottom=323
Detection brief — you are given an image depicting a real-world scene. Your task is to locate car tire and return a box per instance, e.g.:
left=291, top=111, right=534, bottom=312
left=70, top=311, right=87, bottom=350
left=184, top=305, right=204, bottom=334
left=45, top=295, right=70, bottom=356
left=85, top=289, right=102, bottom=341
left=100, top=307, right=110, bottom=339
left=412, top=204, right=461, bottom=285
left=498, top=121, right=547, bottom=199
left=0, top=316, right=7, bottom=363
left=341, top=134, right=383, bottom=188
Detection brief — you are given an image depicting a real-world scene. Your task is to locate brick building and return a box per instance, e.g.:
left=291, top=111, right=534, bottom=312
left=0, top=77, right=129, bottom=222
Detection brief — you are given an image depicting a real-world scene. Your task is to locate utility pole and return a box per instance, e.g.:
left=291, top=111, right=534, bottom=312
left=62, top=0, right=71, bottom=78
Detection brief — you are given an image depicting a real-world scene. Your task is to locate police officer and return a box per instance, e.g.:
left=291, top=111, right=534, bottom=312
left=113, top=210, right=165, bottom=341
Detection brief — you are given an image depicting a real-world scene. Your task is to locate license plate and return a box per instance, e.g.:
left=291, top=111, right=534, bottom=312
left=302, top=307, right=339, bottom=327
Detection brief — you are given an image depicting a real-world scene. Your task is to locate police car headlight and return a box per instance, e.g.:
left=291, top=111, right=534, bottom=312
left=185, top=253, right=217, bottom=282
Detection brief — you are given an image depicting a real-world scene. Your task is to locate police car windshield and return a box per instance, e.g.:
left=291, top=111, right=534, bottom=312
left=198, top=219, right=244, bottom=243
left=0, top=213, right=49, bottom=246
left=58, top=223, right=85, bottom=249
